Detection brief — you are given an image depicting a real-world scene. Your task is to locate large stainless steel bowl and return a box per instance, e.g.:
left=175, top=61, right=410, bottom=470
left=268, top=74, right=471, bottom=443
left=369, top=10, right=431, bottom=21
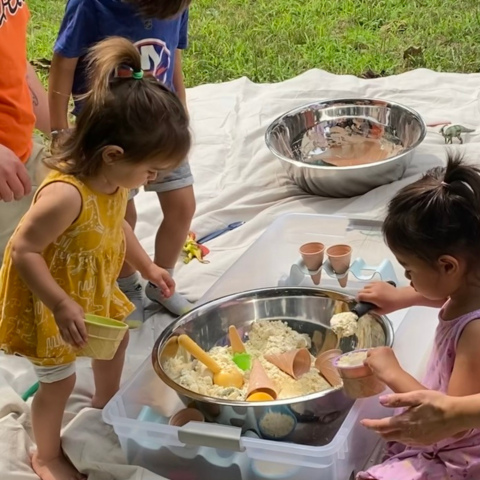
left=152, top=287, right=394, bottom=446
left=265, top=98, right=426, bottom=198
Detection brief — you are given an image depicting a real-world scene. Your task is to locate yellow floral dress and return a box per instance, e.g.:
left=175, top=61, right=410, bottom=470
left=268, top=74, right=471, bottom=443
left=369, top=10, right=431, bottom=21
left=0, top=171, right=134, bottom=366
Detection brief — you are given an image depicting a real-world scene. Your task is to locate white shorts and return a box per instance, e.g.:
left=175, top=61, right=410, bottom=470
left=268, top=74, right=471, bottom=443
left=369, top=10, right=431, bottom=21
left=33, top=363, right=76, bottom=384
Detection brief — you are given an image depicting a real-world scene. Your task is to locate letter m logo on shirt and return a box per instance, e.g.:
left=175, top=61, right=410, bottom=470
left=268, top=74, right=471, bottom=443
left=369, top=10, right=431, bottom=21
left=135, top=38, right=171, bottom=85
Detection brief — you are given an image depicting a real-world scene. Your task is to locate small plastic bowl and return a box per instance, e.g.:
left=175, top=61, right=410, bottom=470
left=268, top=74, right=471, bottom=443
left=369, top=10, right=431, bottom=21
left=169, top=408, right=205, bottom=427
left=78, top=314, right=128, bottom=361
left=333, top=349, right=371, bottom=379
left=258, top=406, right=297, bottom=441
left=333, top=349, right=385, bottom=399
left=251, top=459, right=301, bottom=479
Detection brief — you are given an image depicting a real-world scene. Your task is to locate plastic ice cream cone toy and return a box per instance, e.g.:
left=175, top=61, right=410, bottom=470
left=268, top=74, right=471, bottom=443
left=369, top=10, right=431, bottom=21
left=333, top=349, right=385, bottom=399
left=246, top=360, right=278, bottom=401
left=299, top=242, right=325, bottom=285
left=315, top=349, right=342, bottom=387
left=326, top=244, right=352, bottom=287
left=178, top=335, right=244, bottom=389
left=265, top=348, right=311, bottom=379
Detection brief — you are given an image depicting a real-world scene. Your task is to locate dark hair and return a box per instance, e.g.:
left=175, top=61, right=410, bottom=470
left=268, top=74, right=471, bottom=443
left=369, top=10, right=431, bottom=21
left=123, top=0, right=191, bottom=19
left=383, top=153, right=480, bottom=266
left=46, top=37, right=190, bottom=177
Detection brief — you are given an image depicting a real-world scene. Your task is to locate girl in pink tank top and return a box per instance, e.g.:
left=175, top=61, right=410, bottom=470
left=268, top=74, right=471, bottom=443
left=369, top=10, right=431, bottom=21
left=357, top=154, right=480, bottom=480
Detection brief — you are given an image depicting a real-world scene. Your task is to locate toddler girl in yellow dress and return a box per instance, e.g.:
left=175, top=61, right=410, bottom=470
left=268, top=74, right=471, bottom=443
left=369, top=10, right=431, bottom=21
left=0, top=37, right=190, bottom=480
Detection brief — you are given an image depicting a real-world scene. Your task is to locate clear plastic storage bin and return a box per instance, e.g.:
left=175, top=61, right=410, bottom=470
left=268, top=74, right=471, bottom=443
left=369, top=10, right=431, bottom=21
left=103, top=214, right=439, bottom=479
left=199, top=214, right=408, bottom=304
left=104, top=306, right=438, bottom=480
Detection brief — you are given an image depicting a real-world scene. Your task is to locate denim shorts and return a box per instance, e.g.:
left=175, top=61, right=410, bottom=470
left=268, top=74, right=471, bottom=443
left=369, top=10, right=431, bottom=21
left=128, top=160, right=193, bottom=200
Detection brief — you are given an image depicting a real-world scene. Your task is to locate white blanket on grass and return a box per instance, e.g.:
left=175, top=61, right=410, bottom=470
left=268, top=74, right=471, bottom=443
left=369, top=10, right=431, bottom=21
left=2, top=68, right=480, bottom=479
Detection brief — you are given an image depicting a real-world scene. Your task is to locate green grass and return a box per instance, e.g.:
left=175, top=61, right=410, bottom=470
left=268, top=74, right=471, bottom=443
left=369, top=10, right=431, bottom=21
left=27, top=0, right=480, bottom=86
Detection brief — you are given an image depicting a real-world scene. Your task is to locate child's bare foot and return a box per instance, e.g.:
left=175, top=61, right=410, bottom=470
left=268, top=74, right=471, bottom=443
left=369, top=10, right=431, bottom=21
left=31, top=452, right=86, bottom=480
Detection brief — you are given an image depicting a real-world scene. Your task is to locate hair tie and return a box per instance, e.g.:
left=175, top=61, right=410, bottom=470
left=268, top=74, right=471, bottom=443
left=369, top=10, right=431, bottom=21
left=114, top=66, right=145, bottom=80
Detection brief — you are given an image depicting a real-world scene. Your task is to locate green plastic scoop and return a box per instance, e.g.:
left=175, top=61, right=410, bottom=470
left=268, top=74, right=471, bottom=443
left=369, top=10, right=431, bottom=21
left=233, top=352, right=252, bottom=371
left=229, top=326, right=252, bottom=371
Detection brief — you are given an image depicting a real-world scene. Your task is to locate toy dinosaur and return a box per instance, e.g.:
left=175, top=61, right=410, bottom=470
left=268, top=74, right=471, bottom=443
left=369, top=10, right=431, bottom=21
left=183, top=232, right=210, bottom=264
left=440, top=125, right=475, bottom=144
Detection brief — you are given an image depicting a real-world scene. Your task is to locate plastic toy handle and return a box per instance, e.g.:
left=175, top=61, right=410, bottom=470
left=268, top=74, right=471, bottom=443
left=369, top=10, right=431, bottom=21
left=228, top=325, right=246, bottom=353
left=197, top=227, right=230, bottom=244
left=178, top=334, right=221, bottom=374
left=21, top=382, right=40, bottom=401
left=352, top=280, right=396, bottom=318
left=197, top=222, right=244, bottom=244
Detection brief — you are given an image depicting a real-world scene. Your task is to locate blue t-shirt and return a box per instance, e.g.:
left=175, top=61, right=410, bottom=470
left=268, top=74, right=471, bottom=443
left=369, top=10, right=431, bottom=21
left=54, top=0, right=188, bottom=113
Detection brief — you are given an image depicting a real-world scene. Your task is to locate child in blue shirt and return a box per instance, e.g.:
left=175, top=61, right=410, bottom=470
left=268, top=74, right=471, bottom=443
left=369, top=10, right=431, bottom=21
left=49, top=0, right=195, bottom=319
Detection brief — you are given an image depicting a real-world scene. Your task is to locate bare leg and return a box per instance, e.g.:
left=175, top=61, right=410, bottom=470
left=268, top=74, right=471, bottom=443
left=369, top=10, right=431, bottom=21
left=91, top=332, right=129, bottom=409
left=145, top=187, right=196, bottom=315
left=154, top=186, right=196, bottom=268
left=31, top=375, right=86, bottom=480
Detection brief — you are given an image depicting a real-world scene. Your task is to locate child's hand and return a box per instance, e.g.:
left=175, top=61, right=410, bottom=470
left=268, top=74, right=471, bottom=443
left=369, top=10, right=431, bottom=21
left=53, top=298, right=88, bottom=348
left=145, top=265, right=175, bottom=298
left=365, top=347, right=402, bottom=385
left=357, top=282, right=406, bottom=315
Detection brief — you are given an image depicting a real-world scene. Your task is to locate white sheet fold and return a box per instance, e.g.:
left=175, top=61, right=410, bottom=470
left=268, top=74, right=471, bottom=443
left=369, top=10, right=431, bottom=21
left=2, top=68, right=480, bottom=479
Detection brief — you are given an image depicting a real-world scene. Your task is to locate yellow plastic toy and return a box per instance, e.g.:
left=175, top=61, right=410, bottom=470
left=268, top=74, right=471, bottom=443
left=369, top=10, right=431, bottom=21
left=182, top=232, right=210, bottom=264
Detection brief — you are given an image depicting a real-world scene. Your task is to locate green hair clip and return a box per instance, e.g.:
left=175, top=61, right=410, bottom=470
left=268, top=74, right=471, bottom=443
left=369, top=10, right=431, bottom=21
left=132, top=70, right=144, bottom=80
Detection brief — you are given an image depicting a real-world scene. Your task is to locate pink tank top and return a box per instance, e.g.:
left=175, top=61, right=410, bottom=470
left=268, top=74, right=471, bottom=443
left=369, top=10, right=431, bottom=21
left=357, top=305, right=480, bottom=479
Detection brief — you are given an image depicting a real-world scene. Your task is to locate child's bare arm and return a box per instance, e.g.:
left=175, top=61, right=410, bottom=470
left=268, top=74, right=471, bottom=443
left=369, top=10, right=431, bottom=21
left=448, top=320, right=480, bottom=396
left=122, top=220, right=175, bottom=297
left=357, top=283, right=446, bottom=315
left=11, top=183, right=87, bottom=347
left=26, top=62, right=50, bottom=136
left=172, top=50, right=187, bottom=110
left=122, top=220, right=155, bottom=277
left=365, top=347, right=427, bottom=394
left=48, top=53, right=78, bottom=132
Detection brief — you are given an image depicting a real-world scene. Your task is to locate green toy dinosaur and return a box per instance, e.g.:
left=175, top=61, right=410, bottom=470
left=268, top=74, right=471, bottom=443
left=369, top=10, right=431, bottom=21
left=440, top=124, right=475, bottom=144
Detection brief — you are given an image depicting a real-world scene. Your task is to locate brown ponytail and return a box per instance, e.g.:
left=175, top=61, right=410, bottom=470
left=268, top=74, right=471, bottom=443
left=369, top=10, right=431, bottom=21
left=85, top=37, right=142, bottom=113
left=46, top=37, right=190, bottom=178
left=383, top=152, right=480, bottom=266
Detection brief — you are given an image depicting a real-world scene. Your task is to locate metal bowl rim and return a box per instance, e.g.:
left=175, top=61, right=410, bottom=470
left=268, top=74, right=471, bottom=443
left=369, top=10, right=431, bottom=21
left=152, top=286, right=394, bottom=407
left=264, top=97, right=427, bottom=171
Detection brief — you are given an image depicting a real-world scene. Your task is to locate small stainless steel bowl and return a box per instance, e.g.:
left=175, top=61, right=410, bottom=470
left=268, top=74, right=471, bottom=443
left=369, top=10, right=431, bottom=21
left=152, top=287, right=393, bottom=445
left=265, top=98, right=426, bottom=198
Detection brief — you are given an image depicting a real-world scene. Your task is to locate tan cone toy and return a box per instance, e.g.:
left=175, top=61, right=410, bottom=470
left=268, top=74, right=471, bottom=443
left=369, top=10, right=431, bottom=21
left=247, top=360, right=278, bottom=400
left=229, top=325, right=246, bottom=353
left=315, top=349, right=342, bottom=387
left=299, top=242, right=325, bottom=285
left=265, top=348, right=311, bottom=379
left=326, top=244, right=352, bottom=287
